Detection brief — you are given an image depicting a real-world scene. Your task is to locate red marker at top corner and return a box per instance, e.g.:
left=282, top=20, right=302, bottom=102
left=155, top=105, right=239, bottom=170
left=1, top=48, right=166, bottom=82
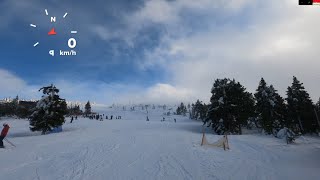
left=48, top=28, right=57, bottom=35
left=314, top=0, right=320, bottom=5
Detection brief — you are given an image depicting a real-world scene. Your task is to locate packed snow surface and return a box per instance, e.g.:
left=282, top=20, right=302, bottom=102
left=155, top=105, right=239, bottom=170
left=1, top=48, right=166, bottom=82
left=1, top=107, right=320, bottom=180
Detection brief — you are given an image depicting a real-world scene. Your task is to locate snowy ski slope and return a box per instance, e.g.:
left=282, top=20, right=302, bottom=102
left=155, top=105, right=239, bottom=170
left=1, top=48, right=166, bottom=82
left=0, top=107, right=320, bottom=180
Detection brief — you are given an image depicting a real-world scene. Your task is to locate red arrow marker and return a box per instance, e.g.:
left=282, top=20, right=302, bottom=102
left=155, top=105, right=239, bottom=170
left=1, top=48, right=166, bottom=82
left=48, top=28, right=57, bottom=35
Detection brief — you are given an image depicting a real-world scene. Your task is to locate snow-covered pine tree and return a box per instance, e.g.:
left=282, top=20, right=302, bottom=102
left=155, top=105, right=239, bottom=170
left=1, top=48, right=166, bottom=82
left=205, top=78, right=254, bottom=135
left=286, top=76, right=316, bottom=133
left=316, top=98, right=320, bottom=118
left=316, top=98, right=320, bottom=115
left=85, top=101, right=91, bottom=116
left=269, top=85, right=287, bottom=134
left=29, top=84, right=67, bottom=134
left=12, top=95, right=19, bottom=116
left=190, top=100, right=208, bottom=121
left=315, top=98, right=320, bottom=131
left=182, top=103, right=187, bottom=116
left=254, top=79, right=287, bottom=134
left=176, top=103, right=187, bottom=116
left=199, top=103, right=208, bottom=122
left=254, top=78, right=273, bottom=133
left=176, top=106, right=181, bottom=115
left=194, top=100, right=202, bottom=120
left=163, top=105, right=167, bottom=110
left=190, top=103, right=195, bottom=119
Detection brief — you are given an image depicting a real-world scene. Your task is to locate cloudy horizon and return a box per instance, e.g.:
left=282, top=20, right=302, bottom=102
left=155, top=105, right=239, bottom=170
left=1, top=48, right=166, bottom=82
left=1, top=0, right=319, bottom=105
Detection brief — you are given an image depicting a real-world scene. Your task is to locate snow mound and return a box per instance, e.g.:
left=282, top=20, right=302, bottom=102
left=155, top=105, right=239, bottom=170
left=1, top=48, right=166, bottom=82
left=276, top=128, right=288, bottom=139
left=276, top=127, right=296, bottom=140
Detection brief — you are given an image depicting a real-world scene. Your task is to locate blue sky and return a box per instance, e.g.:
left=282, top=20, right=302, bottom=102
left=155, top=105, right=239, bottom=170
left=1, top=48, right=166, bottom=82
left=0, top=0, right=320, bottom=105
left=1, top=0, right=164, bottom=84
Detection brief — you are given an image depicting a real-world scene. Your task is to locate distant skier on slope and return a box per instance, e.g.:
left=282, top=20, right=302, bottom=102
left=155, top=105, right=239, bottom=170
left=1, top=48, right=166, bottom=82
left=0, top=123, right=10, bottom=148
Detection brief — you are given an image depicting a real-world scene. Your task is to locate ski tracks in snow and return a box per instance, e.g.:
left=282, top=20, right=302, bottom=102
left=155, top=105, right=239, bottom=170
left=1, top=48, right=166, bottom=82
left=224, top=136, right=281, bottom=180
left=127, top=153, right=145, bottom=168
left=78, top=142, right=121, bottom=179
left=35, top=168, right=41, bottom=180
left=69, top=146, right=89, bottom=180
left=155, top=154, right=193, bottom=180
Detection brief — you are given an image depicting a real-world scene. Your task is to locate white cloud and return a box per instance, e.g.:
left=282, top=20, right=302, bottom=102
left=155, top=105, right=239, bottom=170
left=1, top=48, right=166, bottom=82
left=91, top=0, right=256, bottom=45
left=0, top=69, right=191, bottom=105
left=0, top=69, right=26, bottom=93
left=58, top=81, right=197, bottom=105
left=143, top=83, right=194, bottom=104
left=132, top=0, right=179, bottom=24
left=0, top=69, right=38, bottom=99
left=138, top=0, right=320, bottom=102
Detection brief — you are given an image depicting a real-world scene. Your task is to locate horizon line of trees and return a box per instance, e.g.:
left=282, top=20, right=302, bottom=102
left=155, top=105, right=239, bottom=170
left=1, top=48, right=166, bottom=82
left=0, top=97, right=94, bottom=119
left=188, top=76, right=320, bottom=135
left=1, top=76, right=320, bottom=135
left=0, top=84, right=95, bottom=135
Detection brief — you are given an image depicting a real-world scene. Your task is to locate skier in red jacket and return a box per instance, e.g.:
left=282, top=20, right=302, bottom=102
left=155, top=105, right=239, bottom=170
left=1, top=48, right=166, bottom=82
left=0, top=123, right=10, bottom=148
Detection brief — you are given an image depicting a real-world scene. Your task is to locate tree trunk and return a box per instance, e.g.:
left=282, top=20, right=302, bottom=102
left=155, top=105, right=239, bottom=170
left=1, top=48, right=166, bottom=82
left=298, top=116, right=304, bottom=133
left=314, top=108, right=320, bottom=129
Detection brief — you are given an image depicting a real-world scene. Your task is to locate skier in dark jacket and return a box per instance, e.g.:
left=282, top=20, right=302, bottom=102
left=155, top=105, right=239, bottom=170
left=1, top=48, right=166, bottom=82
left=0, top=123, right=10, bottom=148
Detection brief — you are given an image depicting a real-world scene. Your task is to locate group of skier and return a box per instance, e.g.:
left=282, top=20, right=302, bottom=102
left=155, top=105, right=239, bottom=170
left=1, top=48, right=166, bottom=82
left=87, top=114, right=122, bottom=121
left=160, top=117, right=177, bottom=123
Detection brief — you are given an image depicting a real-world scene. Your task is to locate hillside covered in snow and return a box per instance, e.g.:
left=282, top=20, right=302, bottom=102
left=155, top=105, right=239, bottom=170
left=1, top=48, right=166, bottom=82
left=1, top=107, right=320, bottom=180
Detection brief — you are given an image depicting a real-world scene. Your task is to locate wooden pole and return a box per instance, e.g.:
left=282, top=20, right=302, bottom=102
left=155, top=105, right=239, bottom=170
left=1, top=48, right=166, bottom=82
left=226, top=135, right=230, bottom=150
left=201, top=132, right=205, bottom=146
left=201, top=126, right=205, bottom=146
left=223, top=135, right=226, bottom=150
